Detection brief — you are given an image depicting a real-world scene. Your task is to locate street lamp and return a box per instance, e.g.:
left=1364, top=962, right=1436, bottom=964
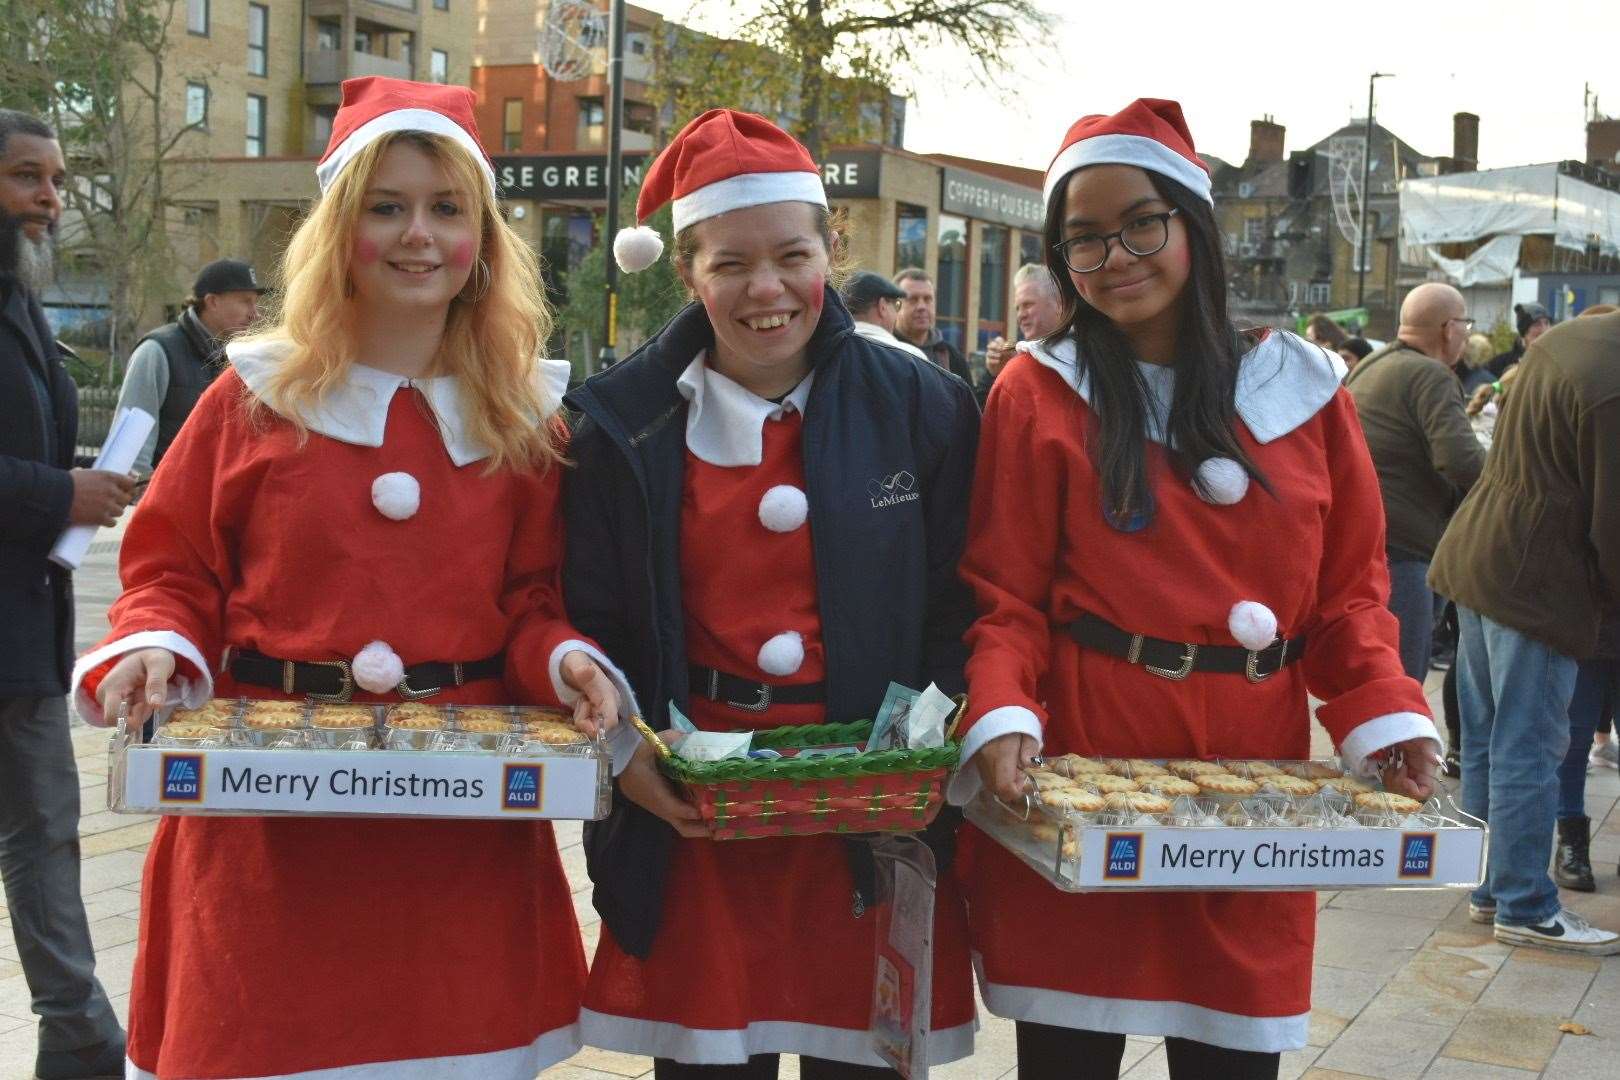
left=1357, top=72, right=1393, bottom=309
left=597, top=0, right=628, bottom=373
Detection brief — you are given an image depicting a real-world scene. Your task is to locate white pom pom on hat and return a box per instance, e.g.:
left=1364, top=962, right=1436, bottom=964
left=1194, top=457, right=1249, bottom=506
left=757, top=631, right=804, bottom=677
left=371, top=471, right=420, bottom=521
left=758, top=484, right=808, bottom=533
left=1228, top=601, right=1279, bottom=652
left=352, top=640, right=405, bottom=694
left=613, top=225, right=664, bottom=273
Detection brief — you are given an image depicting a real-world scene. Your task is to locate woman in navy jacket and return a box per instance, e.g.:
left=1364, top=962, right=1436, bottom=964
left=562, top=109, right=979, bottom=1078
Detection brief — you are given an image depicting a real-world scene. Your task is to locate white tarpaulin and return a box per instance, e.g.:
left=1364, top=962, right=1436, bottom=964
left=1400, top=164, right=1620, bottom=258
left=1421, top=234, right=1523, bottom=286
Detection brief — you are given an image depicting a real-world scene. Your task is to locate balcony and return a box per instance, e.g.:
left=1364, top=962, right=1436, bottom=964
left=305, top=48, right=413, bottom=85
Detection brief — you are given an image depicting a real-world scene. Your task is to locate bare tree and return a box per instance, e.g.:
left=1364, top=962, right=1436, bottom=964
left=1, top=0, right=209, bottom=376
left=656, top=0, right=1053, bottom=158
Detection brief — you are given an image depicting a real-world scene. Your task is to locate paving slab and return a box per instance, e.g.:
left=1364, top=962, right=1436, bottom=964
left=1439, top=1005, right=1566, bottom=1072
left=1314, top=1014, right=1451, bottom=1080
left=1419, top=1058, right=1538, bottom=1079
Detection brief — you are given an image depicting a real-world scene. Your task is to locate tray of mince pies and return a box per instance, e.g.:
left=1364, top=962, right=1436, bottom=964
left=146, top=698, right=596, bottom=754
left=108, top=698, right=612, bottom=821
left=965, top=755, right=1486, bottom=893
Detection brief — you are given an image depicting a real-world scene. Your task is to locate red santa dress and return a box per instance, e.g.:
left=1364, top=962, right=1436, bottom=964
left=71, top=341, right=638, bottom=1080
left=579, top=357, right=977, bottom=1066
left=950, top=331, right=1438, bottom=1052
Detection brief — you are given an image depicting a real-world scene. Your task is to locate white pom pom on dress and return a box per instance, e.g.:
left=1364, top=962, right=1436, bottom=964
left=1194, top=457, right=1249, bottom=506
left=352, top=640, right=405, bottom=694
left=757, top=485, right=809, bottom=533
left=370, top=472, right=420, bottom=521
left=757, top=631, right=805, bottom=678
left=1228, top=601, right=1279, bottom=652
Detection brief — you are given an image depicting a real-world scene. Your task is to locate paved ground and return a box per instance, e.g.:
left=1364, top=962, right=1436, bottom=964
left=2, top=521, right=1617, bottom=1079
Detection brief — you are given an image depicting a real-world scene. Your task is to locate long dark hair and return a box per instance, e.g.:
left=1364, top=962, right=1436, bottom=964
left=1042, top=170, right=1267, bottom=528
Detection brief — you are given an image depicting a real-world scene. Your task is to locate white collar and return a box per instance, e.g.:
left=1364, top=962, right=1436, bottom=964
left=226, top=339, right=571, bottom=467
left=1022, top=330, right=1346, bottom=445
left=851, top=320, right=929, bottom=362
left=675, top=350, right=814, bottom=467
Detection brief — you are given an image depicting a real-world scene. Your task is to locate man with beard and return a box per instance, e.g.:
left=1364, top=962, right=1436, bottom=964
left=0, top=109, right=130, bottom=1080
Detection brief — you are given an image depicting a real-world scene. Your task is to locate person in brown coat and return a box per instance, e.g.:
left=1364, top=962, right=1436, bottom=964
left=1344, top=282, right=1485, bottom=681
left=1429, top=310, right=1620, bottom=954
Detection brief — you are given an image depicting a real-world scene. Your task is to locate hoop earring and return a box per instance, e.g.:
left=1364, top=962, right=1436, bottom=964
left=458, top=257, right=491, bottom=304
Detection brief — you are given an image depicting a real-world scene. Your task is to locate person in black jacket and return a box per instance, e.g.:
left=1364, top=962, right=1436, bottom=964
left=564, top=109, right=979, bottom=1078
left=893, top=266, right=976, bottom=390
left=0, top=108, right=128, bottom=1080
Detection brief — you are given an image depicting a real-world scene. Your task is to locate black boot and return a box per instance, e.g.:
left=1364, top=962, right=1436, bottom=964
left=1554, top=816, right=1596, bottom=893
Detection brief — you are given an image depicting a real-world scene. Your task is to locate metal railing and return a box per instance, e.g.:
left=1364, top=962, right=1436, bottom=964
left=75, top=384, right=120, bottom=464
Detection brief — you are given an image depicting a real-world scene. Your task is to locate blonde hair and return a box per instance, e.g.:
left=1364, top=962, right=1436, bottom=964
left=241, top=131, right=562, bottom=471
left=1465, top=332, right=1494, bottom=367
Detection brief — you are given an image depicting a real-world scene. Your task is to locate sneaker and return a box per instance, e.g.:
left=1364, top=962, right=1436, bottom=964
left=1494, top=908, right=1620, bottom=955
left=1590, top=740, right=1618, bottom=770
left=1468, top=900, right=1496, bottom=924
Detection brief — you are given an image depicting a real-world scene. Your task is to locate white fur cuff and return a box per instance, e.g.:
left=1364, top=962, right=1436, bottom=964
left=1339, top=712, right=1444, bottom=777
left=548, top=639, right=642, bottom=775
left=70, top=629, right=213, bottom=726
left=947, top=705, right=1044, bottom=806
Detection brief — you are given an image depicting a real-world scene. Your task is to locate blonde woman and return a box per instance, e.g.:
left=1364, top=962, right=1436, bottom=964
left=70, top=79, right=634, bottom=1080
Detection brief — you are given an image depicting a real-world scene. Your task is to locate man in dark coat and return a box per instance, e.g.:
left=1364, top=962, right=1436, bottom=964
left=0, top=108, right=129, bottom=1080
left=892, top=266, right=977, bottom=390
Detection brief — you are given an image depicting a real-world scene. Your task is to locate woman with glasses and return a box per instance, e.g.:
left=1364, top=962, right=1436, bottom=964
left=949, top=99, right=1440, bottom=1079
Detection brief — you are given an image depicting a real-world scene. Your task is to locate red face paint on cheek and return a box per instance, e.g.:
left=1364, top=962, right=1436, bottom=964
left=449, top=241, right=476, bottom=270
left=806, top=276, right=825, bottom=316
left=353, top=238, right=380, bottom=264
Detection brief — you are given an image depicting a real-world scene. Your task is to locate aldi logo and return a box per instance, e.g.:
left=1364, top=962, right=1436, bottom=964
left=1399, top=832, right=1436, bottom=879
left=1103, top=832, right=1144, bottom=880
left=160, top=753, right=204, bottom=803
left=502, top=763, right=543, bottom=811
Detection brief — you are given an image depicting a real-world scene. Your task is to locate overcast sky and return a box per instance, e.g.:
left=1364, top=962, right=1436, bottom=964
left=632, top=0, right=1618, bottom=172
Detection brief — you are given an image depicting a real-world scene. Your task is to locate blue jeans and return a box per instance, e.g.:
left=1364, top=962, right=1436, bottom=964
left=1556, top=657, right=1620, bottom=819
left=1387, top=557, right=1434, bottom=682
left=1457, top=607, right=1578, bottom=926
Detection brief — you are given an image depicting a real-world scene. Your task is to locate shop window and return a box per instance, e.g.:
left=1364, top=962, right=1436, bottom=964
left=1020, top=230, right=1042, bottom=270
left=895, top=204, right=927, bottom=273
left=936, top=213, right=968, bottom=351
left=977, top=225, right=1009, bottom=350
left=503, top=99, right=523, bottom=152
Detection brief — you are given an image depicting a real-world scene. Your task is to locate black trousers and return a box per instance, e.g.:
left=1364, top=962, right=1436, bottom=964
left=1015, top=1021, right=1280, bottom=1080
left=654, top=1055, right=898, bottom=1079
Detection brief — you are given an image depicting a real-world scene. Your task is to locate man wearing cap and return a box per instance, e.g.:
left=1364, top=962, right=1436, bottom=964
left=114, top=258, right=264, bottom=474
left=842, top=270, right=928, bottom=361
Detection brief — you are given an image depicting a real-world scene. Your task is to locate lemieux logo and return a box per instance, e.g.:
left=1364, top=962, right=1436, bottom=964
left=867, top=470, right=919, bottom=509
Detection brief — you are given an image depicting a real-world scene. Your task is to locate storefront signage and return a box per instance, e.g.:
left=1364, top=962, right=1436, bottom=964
left=496, top=149, right=882, bottom=202
left=495, top=154, right=651, bottom=201
left=940, top=166, right=1044, bottom=230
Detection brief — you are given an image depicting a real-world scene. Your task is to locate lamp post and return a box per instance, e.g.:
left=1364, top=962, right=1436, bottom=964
left=1357, top=72, right=1393, bottom=308
left=596, top=0, right=627, bottom=373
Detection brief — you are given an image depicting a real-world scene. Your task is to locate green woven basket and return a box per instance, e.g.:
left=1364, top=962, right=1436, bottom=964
left=635, top=708, right=963, bottom=839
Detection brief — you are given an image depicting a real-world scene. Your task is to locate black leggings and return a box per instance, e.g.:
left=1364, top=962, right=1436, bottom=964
left=654, top=1055, right=898, bottom=1080
left=1015, top=1021, right=1280, bottom=1080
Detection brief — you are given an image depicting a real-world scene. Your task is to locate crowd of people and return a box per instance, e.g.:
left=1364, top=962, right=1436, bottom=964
left=1, top=76, right=1614, bottom=1080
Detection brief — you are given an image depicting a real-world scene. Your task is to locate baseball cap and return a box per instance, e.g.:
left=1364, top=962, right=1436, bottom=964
left=1515, top=302, right=1550, bottom=337
left=194, top=259, right=266, bottom=298
left=841, top=270, right=906, bottom=312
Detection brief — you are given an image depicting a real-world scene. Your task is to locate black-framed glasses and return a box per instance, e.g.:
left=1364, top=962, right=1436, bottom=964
left=1053, top=209, right=1180, bottom=274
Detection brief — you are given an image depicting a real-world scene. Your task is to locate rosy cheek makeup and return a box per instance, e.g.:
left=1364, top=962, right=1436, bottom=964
left=353, top=238, right=381, bottom=265
left=806, top=277, right=826, bottom=316
left=449, top=241, right=476, bottom=270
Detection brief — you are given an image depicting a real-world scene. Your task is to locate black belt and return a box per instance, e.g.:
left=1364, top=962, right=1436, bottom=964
left=227, top=648, right=504, bottom=702
left=1064, top=612, right=1305, bottom=683
left=689, top=664, right=825, bottom=712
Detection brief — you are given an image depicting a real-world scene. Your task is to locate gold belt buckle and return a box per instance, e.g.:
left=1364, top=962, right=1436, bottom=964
left=1143, top=642, right=1198, bottom=681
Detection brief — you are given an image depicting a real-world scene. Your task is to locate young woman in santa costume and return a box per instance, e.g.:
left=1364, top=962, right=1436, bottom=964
left=70, top=78, right=640, bottom=1080
left=952, top=99, right=1444, bottom=1079
left=561, top=109, right=979, bottom=1078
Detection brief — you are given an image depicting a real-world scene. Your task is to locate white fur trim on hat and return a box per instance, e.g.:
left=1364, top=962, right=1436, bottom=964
left=671, top=171, right=828, bottom=233
left=1228, top=602, right=1278, bottom=652
left=1044, top=132, right=1212, bottom=207
left=1194, top=457, right=1249, bottom=505
left=352, top=640, right=405, bottom=694
left=316, top=108, right=496, bottom=196
left=613, top=225, right=665, bottom=273
left=757, top=631, right=805, bottom=678
left=758, top=484, right=808, bottom=533
left=371, top=471, right=420, bottom=521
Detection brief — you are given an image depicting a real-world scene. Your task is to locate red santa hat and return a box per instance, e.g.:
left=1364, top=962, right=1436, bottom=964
left=613, top=109, right=827, bottom=273
left=1043, top=98, right=1212, bottom=210
left=316, top=76, right=496, bottom=196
